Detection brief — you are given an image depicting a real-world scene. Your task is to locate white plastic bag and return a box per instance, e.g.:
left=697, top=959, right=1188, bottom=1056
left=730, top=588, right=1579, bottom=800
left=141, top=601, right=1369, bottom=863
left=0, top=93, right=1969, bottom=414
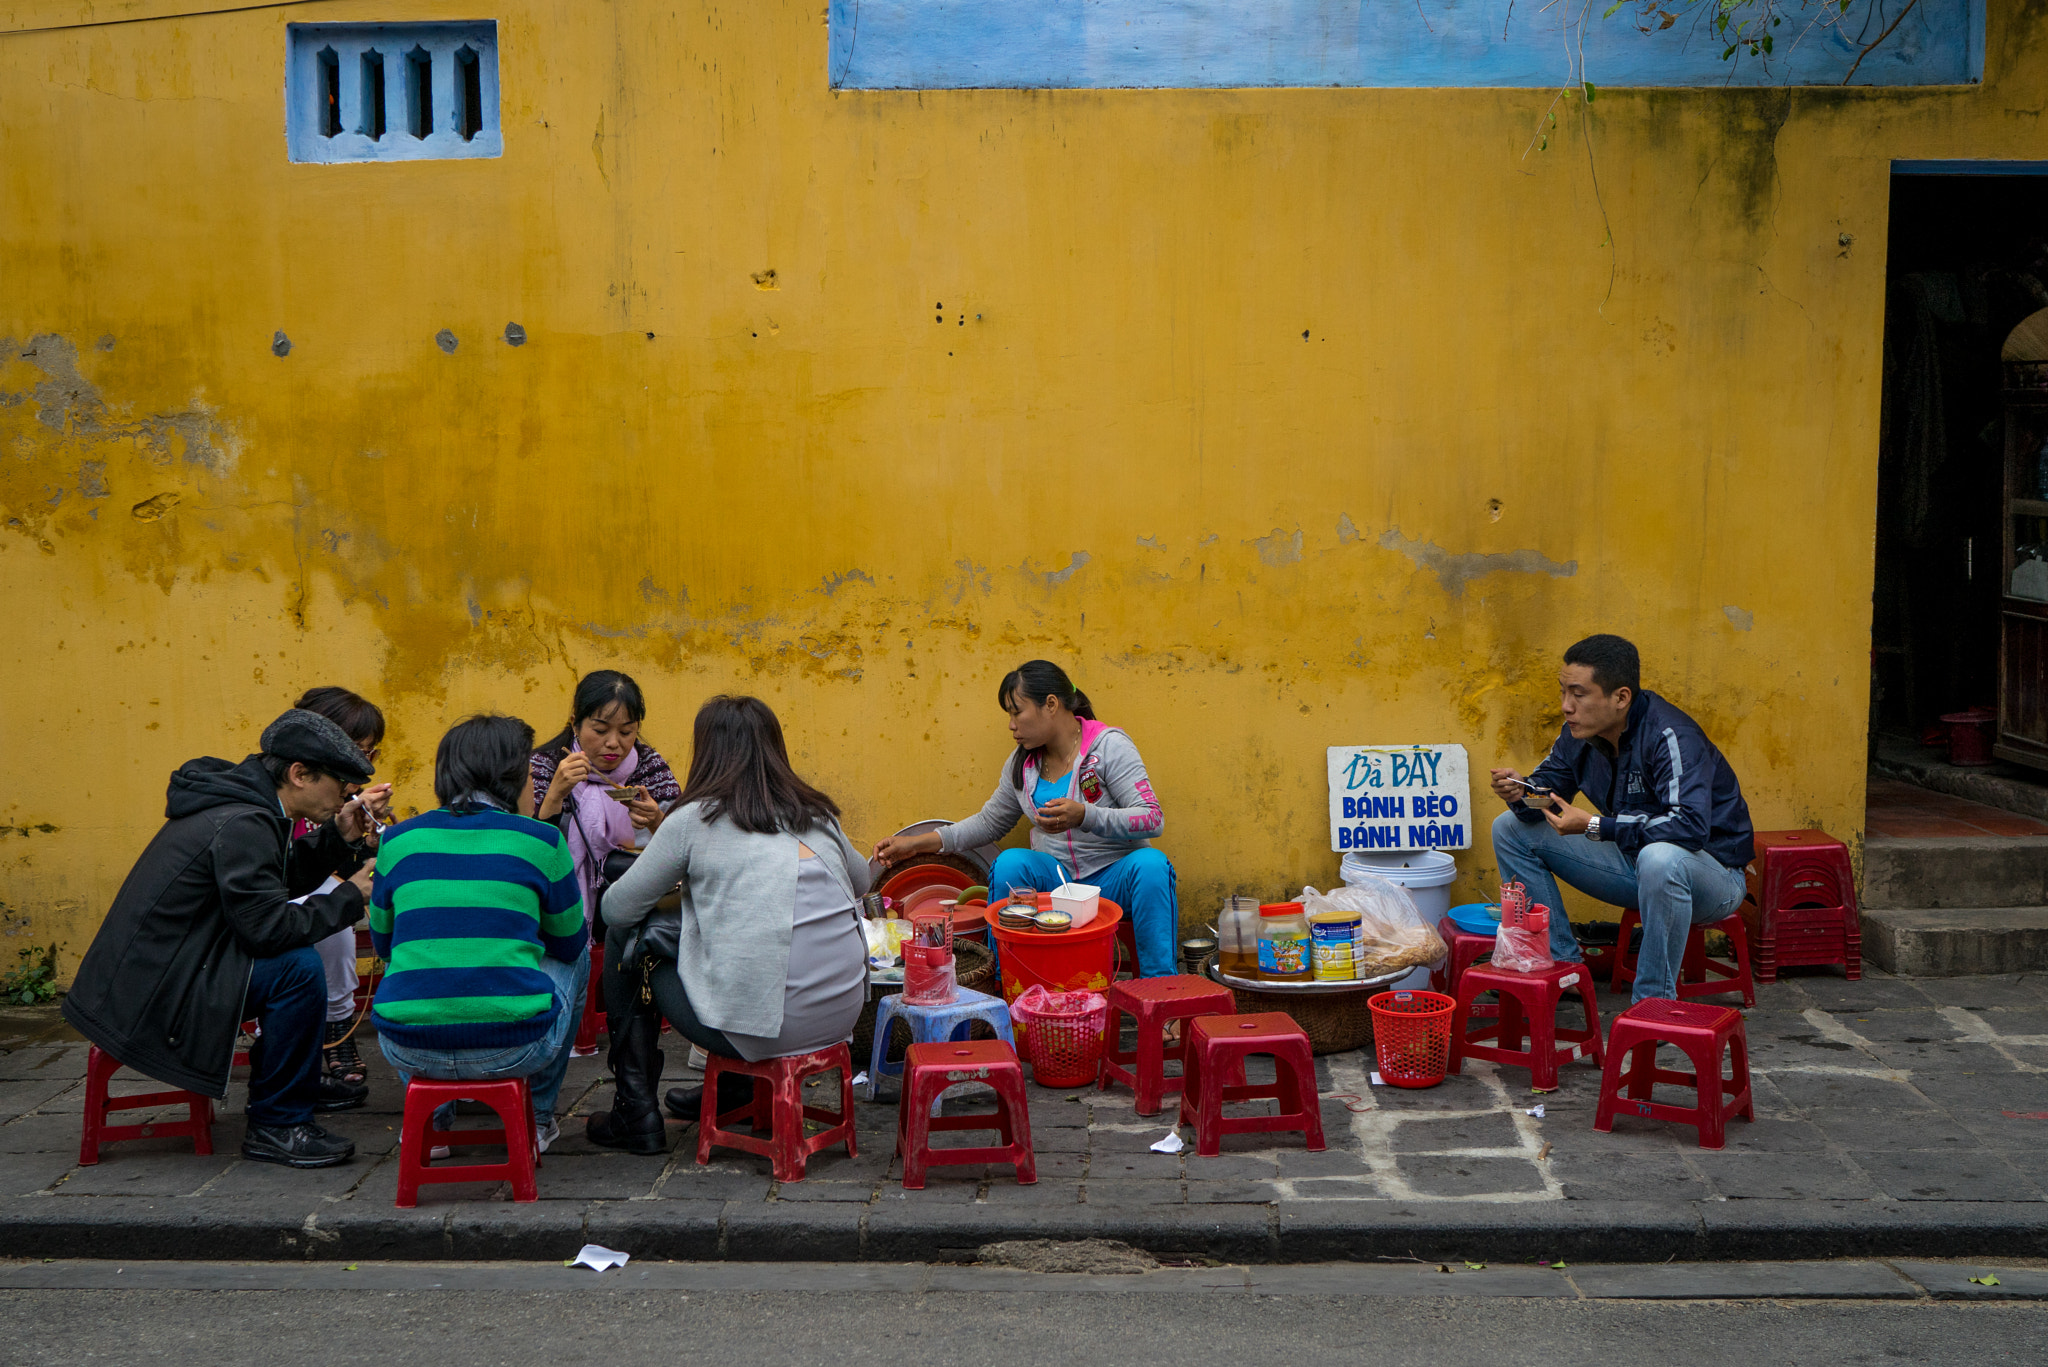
left=1299, top=877, right=1447, bottom=977
left=1491, top=880, right=1553, bottom=973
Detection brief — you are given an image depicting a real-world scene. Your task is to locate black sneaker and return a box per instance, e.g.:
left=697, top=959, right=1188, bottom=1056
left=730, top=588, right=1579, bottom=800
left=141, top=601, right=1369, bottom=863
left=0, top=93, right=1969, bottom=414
left=314, top=1076, right=369, bottom=1112
left=242, top=1120, right=356, bottom=1168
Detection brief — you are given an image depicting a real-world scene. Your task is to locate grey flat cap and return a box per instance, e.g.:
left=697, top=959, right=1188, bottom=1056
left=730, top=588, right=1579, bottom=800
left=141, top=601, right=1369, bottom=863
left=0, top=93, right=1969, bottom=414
left=260, top=708, right=375, bottom=784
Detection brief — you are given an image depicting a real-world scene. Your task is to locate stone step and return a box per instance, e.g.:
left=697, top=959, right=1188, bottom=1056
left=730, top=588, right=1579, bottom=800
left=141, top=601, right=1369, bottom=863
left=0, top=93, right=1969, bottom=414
left=1858, top=905, right=2048, bottom=976
left=1860, top=835, right=2048, bottom=910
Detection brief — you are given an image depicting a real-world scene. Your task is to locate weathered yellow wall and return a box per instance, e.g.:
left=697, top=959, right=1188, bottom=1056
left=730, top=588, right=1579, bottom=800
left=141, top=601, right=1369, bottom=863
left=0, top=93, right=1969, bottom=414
left=6, top=1, right=2046, bottom=980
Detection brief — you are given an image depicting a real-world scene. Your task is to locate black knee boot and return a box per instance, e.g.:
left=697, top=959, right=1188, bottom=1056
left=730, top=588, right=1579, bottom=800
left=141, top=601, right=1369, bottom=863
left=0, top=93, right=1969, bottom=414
left=587, top=1005, right=667, bottom=1153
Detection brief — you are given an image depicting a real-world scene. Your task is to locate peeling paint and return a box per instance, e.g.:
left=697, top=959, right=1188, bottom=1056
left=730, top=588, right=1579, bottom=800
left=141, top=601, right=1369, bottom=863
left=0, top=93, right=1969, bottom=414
left=1724, top=605, right=1755, bottom=631
left=1249, top=527, right=1303, bottom=566
left=1, top=334, right=238, bottom=474
left=1336, top=514, right=1360, bottom=544
left=1378, top=529, right=1577, bottom=597
left=1024, top=552, right=1091, bottom=587
left=819, top=568, right=876, bottom=595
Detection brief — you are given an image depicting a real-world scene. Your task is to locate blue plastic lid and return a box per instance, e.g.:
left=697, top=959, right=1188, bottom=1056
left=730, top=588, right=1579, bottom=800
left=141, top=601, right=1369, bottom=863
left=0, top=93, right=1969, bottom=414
left=1446, top=902, right=1502, bottom=936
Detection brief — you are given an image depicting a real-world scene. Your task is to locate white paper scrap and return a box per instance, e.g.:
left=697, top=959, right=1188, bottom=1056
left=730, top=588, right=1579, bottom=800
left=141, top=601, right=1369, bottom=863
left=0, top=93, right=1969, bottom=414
left=851, top=1071, right=870, bottom=1088
left=1526, top=1104, right=1546, bottom=1119
left=1369, top=1072, right=1385, bottom=1087
left=570, top=1244, right=631, bottom=1272
left=1149, top=1130, right=1186, bottom=1154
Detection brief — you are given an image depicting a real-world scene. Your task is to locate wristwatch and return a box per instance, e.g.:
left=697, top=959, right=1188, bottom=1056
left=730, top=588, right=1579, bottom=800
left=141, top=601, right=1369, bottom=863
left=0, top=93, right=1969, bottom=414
left=1585, top=816, right=1602, bottom=842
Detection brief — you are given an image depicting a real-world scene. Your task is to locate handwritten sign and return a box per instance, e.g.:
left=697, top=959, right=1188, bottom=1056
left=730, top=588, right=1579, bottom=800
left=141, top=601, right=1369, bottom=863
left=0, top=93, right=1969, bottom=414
left=1326, top=744, right=1471, bottom=852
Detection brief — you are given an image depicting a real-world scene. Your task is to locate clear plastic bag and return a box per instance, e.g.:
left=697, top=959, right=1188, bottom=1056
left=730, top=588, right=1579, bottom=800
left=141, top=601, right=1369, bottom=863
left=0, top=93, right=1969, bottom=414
left=1299, top=877, right=1448, bottom=979
left=1491, top=880, right=1553, bottom=973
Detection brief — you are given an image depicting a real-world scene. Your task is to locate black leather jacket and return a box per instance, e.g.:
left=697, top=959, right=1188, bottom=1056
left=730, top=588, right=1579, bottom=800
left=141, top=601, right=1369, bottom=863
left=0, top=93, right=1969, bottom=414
left=62, top=756, right=366, bottom=1098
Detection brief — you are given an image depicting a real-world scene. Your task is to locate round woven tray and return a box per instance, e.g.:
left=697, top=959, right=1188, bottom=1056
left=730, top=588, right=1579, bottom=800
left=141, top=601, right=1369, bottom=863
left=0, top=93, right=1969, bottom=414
left=1200, top=955, right=1382, bottom=1054
left=850, top=938, right=998, bottom=1070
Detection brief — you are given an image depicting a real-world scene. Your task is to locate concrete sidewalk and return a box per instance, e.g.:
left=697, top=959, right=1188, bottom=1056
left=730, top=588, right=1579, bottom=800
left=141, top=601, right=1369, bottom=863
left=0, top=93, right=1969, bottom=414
left=5, top=967, right=2048, bottom=1264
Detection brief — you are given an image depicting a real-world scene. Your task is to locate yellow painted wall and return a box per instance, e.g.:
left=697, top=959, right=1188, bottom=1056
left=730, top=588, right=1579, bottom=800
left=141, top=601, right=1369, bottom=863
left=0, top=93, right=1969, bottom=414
left=5, top=1, right=2045, bottom=980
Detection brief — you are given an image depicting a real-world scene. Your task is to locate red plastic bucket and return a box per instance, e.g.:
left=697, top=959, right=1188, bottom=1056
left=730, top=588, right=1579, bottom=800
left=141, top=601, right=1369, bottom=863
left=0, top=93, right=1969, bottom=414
left=1941, top=708, right=1997, bottom=767
left=1368, top=989, right=1456, bottom=1088
left=984, top=898, right=1125, bottom=1002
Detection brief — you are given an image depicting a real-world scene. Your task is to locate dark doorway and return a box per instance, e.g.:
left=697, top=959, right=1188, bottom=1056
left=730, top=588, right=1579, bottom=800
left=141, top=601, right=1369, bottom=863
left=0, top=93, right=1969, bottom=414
left=1872, top=173, right=2048, bottom=743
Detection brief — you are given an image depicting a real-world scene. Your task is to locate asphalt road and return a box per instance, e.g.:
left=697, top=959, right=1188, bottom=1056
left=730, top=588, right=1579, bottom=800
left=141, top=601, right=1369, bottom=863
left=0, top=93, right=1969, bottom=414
left=4, top=1263, right=2046, bottom=1367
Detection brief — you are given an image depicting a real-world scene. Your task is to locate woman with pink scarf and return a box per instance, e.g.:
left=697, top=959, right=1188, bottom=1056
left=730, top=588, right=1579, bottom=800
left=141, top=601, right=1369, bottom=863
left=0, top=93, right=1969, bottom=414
left=530, top=671, right=683, bottom=918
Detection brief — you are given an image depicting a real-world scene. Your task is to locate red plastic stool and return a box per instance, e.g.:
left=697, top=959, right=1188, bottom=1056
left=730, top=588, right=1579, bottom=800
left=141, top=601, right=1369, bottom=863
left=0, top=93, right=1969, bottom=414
left=1178, top=1013, right=1326, bottom=1157
left=1114, top=917, right=1141, bottom=979
left=1742, top=829, right=1861, bottom=982
left=395, top=1076, right=539, bottom=1207
left=232, top=1018, right=258, bottom=1069
left=573, top=938, right=605, bottom=1057
left=1430, top=917, right=1499, bottom=1018
left=896, top=1039, right=1036, bottom=1189
left=697, top=1042, right=858, bottom=1183
left=1098, top=974, right=1235, bottom=1116
left=78, top=1047, right=216, bottom=1166
left=1449, top=962, right=1605, bottom=1091
left=1610, top=909, right=1757, bottom=1006
left=1594, top=998, right=1754, bottom=1149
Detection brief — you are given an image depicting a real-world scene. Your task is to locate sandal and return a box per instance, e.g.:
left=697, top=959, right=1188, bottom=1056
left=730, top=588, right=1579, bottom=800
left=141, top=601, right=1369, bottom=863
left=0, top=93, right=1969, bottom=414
left=322, top=1019, right=367, bottom=1085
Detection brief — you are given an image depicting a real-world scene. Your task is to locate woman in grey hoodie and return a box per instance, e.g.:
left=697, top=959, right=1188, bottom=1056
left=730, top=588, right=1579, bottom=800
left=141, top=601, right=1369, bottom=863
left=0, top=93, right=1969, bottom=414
left=876, top=661, right=1179, bottom=977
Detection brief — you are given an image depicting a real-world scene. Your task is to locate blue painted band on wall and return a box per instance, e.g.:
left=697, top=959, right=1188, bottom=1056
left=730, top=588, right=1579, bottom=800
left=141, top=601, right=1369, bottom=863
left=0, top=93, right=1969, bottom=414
left=828, top=0, right=1981, bottom=90
left=1893, top=160, right=2048, bottom=175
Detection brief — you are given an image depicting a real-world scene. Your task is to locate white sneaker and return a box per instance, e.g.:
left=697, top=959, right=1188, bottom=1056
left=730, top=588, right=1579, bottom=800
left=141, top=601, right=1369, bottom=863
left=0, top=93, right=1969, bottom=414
left=536, top=1115, right=560, bottom=1154
left=429, top=1144, right=452, bottom=1161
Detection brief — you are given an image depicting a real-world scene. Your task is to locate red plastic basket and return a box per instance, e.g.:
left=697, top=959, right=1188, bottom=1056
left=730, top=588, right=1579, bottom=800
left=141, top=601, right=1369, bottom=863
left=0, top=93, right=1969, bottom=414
left=1010, top=987, right=1109, bottom=1087
left=1368, top=989, right=1456, bottom=1089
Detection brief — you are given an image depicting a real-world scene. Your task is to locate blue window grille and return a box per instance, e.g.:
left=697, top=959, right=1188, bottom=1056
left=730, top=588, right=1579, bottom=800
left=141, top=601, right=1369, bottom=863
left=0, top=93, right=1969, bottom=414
left=287, top=22, right=500, bottom=164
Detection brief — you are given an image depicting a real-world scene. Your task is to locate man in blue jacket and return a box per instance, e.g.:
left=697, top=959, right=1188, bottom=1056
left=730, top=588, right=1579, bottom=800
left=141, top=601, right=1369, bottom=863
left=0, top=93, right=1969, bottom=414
left=1488, top=634, right=1755, bottom=1004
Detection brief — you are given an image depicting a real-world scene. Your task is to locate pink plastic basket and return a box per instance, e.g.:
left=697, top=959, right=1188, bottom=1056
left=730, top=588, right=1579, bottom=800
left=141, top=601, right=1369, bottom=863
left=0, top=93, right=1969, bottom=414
left=1010, top=985, right=1109, bottom=1087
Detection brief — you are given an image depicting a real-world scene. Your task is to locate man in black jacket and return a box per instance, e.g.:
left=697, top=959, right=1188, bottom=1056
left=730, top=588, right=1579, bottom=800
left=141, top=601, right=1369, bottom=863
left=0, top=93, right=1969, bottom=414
left=1488, top=634, right=1756, bottom=1006
left=64, top=710, right=381, bottom=1168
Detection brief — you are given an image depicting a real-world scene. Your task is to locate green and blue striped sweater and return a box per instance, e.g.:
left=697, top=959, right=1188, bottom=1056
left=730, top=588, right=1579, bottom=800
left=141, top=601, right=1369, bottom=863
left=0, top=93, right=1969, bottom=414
left=368, top=807, right=587, bottom=1049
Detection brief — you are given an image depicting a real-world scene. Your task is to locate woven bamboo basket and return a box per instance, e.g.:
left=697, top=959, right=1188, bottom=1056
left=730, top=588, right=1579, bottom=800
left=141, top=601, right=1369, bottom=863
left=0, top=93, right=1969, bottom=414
left=1221, top=982, right=1376, bottom=1055
left=849, top=938, right=998, bottom=1068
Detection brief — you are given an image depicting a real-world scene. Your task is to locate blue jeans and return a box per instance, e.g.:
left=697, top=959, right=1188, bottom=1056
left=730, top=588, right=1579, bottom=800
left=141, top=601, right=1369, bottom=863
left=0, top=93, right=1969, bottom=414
left=1488, top=810, right=1747, bottom=1005
left=377, top=951, right=590, bottom=1123
left=986, top=847, right=1179, bottom=978
left=242, top=946, right=326, bottom=1127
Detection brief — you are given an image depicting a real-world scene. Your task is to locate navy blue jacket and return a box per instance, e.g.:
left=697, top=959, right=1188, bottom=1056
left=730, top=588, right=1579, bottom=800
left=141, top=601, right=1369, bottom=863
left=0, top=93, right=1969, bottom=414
left=1515, top=689, right=1755, bottom=870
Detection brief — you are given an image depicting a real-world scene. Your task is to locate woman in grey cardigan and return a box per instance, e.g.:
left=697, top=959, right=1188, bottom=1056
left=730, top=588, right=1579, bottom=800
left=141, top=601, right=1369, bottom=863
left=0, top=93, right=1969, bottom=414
left=584, top=695, right=871, bottom=1154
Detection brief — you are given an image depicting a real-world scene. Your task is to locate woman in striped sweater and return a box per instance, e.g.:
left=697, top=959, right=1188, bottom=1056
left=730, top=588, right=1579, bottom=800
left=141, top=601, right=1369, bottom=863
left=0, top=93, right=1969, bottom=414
left=369, top=715, right=591, bottom=1153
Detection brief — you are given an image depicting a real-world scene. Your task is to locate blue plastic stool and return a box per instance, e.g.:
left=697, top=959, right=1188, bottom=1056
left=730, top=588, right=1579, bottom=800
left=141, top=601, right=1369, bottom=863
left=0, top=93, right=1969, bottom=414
left=867, top=988, right=1017, bottom=1105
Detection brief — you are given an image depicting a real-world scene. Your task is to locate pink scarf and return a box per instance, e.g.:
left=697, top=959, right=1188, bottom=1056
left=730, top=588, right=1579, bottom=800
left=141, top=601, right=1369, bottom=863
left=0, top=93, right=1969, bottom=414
left=565, top=743, right=640, bottom=920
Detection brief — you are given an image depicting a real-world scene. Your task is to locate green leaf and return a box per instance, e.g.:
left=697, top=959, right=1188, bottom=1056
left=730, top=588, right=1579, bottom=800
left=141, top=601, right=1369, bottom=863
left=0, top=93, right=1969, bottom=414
left=1538, top=135, right=1549, bottom=151
left=1583, top=81, right=1598, bottom=101
left=1603, top=0, right=1623, bottom=15
left=344, top=1263, right=359, bottom=1272
left=1971, top=1274, right=2002, bottom=1286
left=1761, top=34, right=1773, bottom=52
left=1465, top=1261, right=1487, bottom=1270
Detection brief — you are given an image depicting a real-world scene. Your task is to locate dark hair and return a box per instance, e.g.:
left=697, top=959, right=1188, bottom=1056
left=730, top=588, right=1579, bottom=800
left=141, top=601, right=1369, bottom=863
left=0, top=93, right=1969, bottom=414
left=292, top=686, right=386, bottom=747
left=998, top=660, right=1096, bottom=786
left=1563, top=634, right=1641, bottom=696
left=258, top=754, right=335, bottom=787
left=434, top=714, right=538, bottom=811
left=537, top=670, right=647, bottom=756
left=679, top=695, right=841, bottom=835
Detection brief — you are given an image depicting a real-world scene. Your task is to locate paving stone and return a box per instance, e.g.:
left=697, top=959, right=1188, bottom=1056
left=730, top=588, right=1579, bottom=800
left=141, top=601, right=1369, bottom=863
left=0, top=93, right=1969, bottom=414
left=976, top=1179, right=1082, bottom=1205
left=1711, top=1117, right=1833, bottom=1153
left=1185, top=1179, right=1277, bottom=1204
left=871, top=1170, right=984, bottom=1205
left=1020, top=1151, right=1086, bottom=1181
left=1806, top=1108, right=1985, bottom=1151
left=1562, top=1113, right=1697, bottom=1152
left=1907, top=977, right=2048, bottom=1010
left=1391, top=1154, right=1547, bottom=1198
left=1570, top=1259, right=1915, bottom=1299
left=55, top=1152, right=238, bottom=1197
left=1793, top=980, right=1934, bottom=1011
left=197, top=1153, right=372, bottom=1200
left=770, top=1180, right=874, bottom=1203
left=1089, top=1126, right=1183, bottom=1153
left=1821, top=1009, right=1955, bottom=1043
left=1689, top=1152, right=1883, bottom=1200
left=1032, top=1125, right=1091, bottom=1152
left=1763, top=1070, right=1936, bottom=1113
left=1273, top=1147, right=1374, bottom=1177
left=0, top=1078, right=80, bottom=1119
left=1549, top=1151, right=1705, bottom=1201
left=0, top=1045, right=88, bottom=1081
left=1086, top=1151, right=1181, bottom=1179
left=1179, top=1154, right=1278, bottom=1180
left=652, top=1166, right=773, bottom=1202
left=1081, top=1178, right=1183, bottom=1205
left=0, top=1149, right=79, bottom=1195
left=1965, top=1007, right=2048, bottom=1036
left=1849, top=1149, right=2045, bottom=1202
left=1906, top=1064, right=2048, bottom=1110
left=1388, top=1111, right=1522, bottom=1152
left=1894, top=1258, right=2048, bottom=1298
left=1861, top=1039, right=2019, bottom=1072
left=531, top=1154, right=663, bottom=1200
left=1367, top=1079, right=1503, bottom=1112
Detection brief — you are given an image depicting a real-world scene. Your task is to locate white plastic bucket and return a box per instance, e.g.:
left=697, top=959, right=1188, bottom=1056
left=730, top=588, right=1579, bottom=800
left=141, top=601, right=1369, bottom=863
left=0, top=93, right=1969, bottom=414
left=1340, top=850, right=1458, bottom=990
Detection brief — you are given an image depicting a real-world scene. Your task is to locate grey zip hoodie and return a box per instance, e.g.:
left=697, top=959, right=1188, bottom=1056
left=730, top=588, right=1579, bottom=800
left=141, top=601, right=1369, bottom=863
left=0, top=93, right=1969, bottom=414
left=939, top=721, right=1164, bottom=880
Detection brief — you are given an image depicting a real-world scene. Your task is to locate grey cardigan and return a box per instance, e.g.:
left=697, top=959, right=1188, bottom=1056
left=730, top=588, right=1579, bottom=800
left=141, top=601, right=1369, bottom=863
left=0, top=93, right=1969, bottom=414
left=602, top=802, right=873, bottom=1040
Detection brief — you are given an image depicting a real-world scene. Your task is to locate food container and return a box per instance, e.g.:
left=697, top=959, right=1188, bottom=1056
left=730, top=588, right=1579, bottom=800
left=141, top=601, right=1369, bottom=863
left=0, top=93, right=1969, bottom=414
left=1032, top=909, right=1073, bottom=932
left=1180, top=937, right=1218, bottom=975
left=1049, top=882, right=1101, bottom=927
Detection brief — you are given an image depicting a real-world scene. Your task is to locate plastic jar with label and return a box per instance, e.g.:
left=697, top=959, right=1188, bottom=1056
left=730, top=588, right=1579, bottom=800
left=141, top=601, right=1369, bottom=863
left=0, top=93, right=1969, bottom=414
left=1256, top=902, right=1313, bottom=982
left=1309, top=905, right=1362, bottom=981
